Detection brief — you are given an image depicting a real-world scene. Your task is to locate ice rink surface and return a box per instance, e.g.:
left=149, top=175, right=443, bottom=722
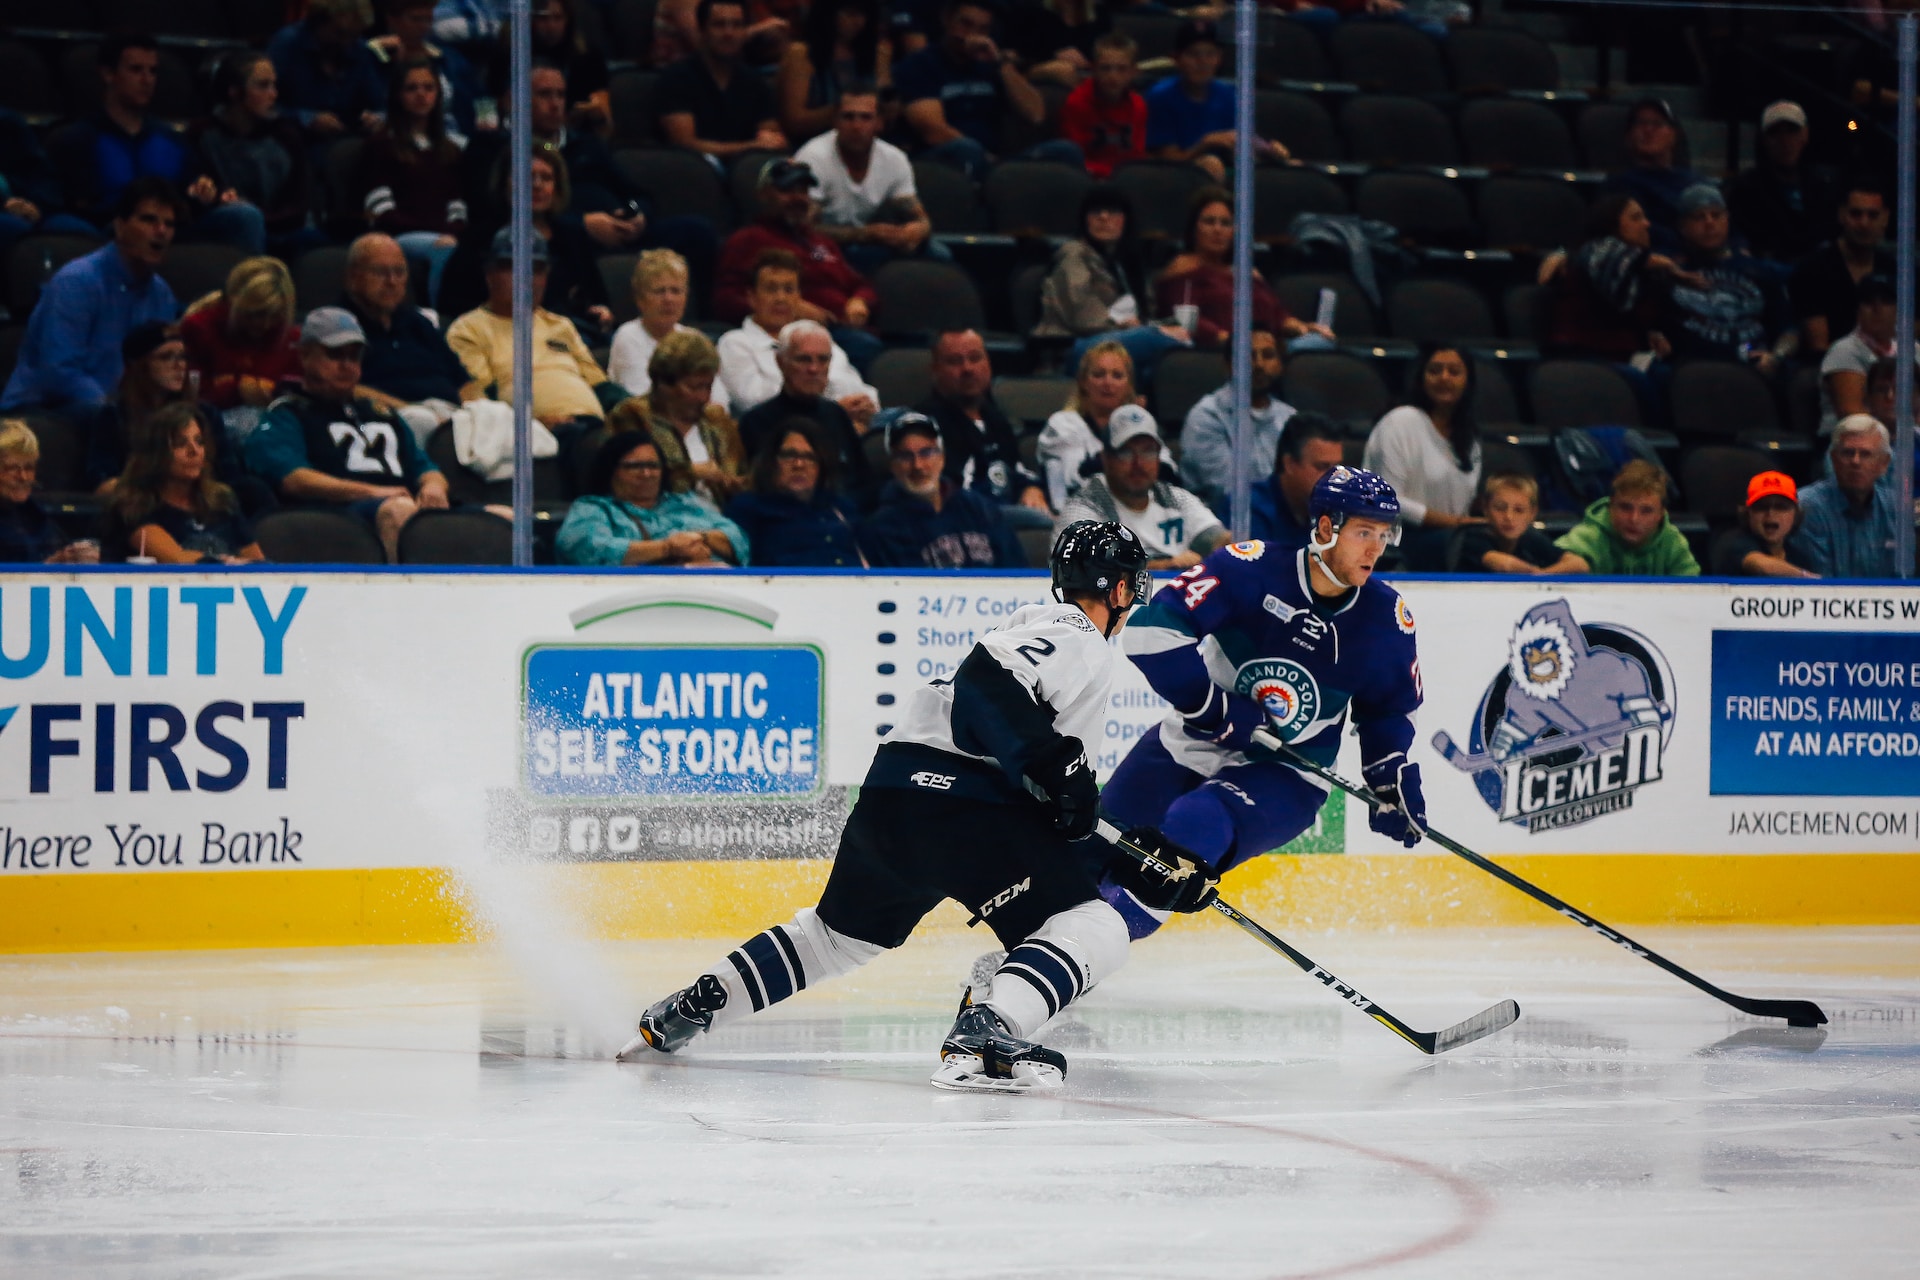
left=2, top=924, right=1917, bottom=1280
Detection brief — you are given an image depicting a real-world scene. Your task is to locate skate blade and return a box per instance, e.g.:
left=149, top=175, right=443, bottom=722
left=929, top=1054, right=1064, bottom=1093
left=614, top=1029, right=656, bottom=1062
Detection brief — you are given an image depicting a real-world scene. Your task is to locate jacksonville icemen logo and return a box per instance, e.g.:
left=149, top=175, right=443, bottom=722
left=1434, top=599, right=1675, bottom=834
left=1236, top=658, right=1322, bottom=742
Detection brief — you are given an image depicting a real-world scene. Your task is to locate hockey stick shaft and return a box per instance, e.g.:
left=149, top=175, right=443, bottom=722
left=1094, top=820, right=1517, bottom=1054
left=1257, top=731, right=1828, bottom=1027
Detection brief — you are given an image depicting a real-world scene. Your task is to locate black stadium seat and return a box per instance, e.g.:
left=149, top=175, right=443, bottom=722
left=1355, top=172, right=1477, bottom=248
left=1273, top=272, right=1378, bottom=338
left=1329, top=23, right=1448, bottom=95
left=1444, top=27, right=1562, bottom=94
left=729, top=150, right=789, bottom=219
left=1254, top=91, right=1343, bottom=162
left=1386, top=279, right=1497, bottom=344
left=1458, top=99, right=1578, bottom=170
left=1258, top=17, right=1334, bottom=83
left=0, top=42, right=55, bottom=114
left=868, top=347, right=933, bottom=408
left=1152, top=350, right=1228, bottom=432
left=159, top=244, right=249, bottom=311
left=610, top=69, right=661, bottom=145
left=993, top=376, right=1072, bottom=428
left=872, top=261, right=985, bottom=338
left=612, top=149, right=731, bottom=226
left=912, top=161, right=986, bottom=235
left=1252, top=169, right=1348, bottom=241
left=985, top=162, right=1092, bottom=238
left=1669, top=360, right=1783, bottom=443
left=293, top=245, right=352, bottom=313
left=1681, top=446, right=1773, bottom=523
left=398, top=510, right=514, bottom=565
left=1530, top=360, right=1642, bottom=428
left=1472, top=359, right=1523, bottom=428
left=599, top=253, right=640, bottom=323
left=1109, top=162, right=1211, bottom=241
left=102, top=0, right=234, bottom=37
left=254, top=510, right=388, bottom=565
left=1283, top=352, right=1393, bottom=434
left=22, top=413, right=86, bottom=494
left=1478, top=177, right=1588, bottom=253
left=1339, top=96, right=1458, bottom=168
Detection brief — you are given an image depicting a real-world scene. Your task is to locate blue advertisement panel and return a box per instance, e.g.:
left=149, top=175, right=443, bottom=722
left=523, top=645, right=823, bottom=798
left=1711, top=630, right=1920, bottom=796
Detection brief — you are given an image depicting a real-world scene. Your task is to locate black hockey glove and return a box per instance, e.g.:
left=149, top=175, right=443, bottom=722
left=1025, top=735, right=1100, bottom=840
left=1362, top=753, right=1426, bottom=848
left=1180, top=686, right=1270, bottom=753
left=1108, top=827, right=1219, bottom=914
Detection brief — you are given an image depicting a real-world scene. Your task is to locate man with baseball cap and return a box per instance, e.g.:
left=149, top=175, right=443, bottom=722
left=1054, top=404, right=1228, bottom=571
left=1600, top=96, right=1707, bottom=250
left=245, top=305, right=449, bottom=560
left=1712, top=470, right=1817, bottom=578
left=857, top=411, right=1026, bottom=568
left=1660, top=183, right=1795, bottom=371
left=445, top=225, right=614, bottom=432
left=1728, top=99, right=1836, bottom=264
left=713, top=157, right=884, bottom=376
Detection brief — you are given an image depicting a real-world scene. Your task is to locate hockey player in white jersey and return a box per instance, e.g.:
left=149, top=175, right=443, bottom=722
left=616, top=521, right=1219, bottom=1091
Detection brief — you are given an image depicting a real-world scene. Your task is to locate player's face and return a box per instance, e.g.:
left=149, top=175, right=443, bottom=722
left=1747, top=495, right=1796, bottom=547
left=1093, top=50, right=1135, bottom=100
left=1609, top=492, right=1665, bottom=549
left=1484, top=485, right=1537, bottom=543
left=1321, top=515, right=1393, bottom=586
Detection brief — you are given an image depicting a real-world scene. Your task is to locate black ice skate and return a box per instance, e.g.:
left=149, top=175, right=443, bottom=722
left=930, top=989, right=1067, bottom=1093
left=615, top=974, right=728, bottom=1061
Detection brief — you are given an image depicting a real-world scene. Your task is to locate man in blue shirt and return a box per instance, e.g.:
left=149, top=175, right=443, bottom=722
left=268, top=0, right=387, bottom=142
left=1, top=177, right=182, bottom=412
left=857, top=413, right=1026, bottom=568
left=341, top=234, right=477, bottom=435
left=894, top=0, right=1080, bottom=182
left=1245, top=411, right=1342, bottom=553
left=1182, top=324, right=1295, bottom=511
left=43, top=31, right=263, bottom=251
left=1146, top=19, right=1285, bottom=183
left=1792, top=414, right=1906, bottom=579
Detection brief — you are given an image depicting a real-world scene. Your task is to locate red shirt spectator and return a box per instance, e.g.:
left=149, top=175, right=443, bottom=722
left=179, top=260, right=303, bottom=413
left=1153, top=264, right=1289, bottom=348
left=714, top=160, right=879, bottom=326
left=1059, top=79, right=1146, bottom=180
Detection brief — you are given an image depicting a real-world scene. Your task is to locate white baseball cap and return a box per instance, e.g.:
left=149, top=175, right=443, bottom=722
left=1106, top=404, right=1160, bottom=450
left=1761, top=100, right=1807, bottom=131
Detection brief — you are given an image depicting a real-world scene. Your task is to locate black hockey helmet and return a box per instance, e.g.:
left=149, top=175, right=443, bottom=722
left=1051, top=520, right=1152, bottom=634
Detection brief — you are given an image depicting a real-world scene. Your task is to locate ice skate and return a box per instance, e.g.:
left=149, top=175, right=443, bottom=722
left=930, top=989, right=1066, bottom=1093
left=615, top=974, right=728, bottom=1061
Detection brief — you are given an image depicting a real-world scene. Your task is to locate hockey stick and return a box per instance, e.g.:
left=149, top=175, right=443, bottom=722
left=1095, top=820, right=1520, bottom=1055
left=1255, top=730, right=1829, bottom=1028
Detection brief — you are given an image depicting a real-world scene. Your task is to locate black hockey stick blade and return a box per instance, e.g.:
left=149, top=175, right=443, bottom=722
left=1095, top=821, right=1522, bottom=1055
left=1255, top=732, right=1830, bottom=1028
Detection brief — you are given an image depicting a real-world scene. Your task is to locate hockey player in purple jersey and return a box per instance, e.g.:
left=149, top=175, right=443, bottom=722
left=1099, top=467, right=1427, bottom=937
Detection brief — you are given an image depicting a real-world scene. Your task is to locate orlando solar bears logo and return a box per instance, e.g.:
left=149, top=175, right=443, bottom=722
left=1433, top=599, right=1674, bottom=834
left=1237, top=658, right=1321, bottom=742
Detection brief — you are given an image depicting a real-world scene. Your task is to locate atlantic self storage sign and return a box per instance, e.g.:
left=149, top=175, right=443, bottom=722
left=522, top=644, right=824, bottom=797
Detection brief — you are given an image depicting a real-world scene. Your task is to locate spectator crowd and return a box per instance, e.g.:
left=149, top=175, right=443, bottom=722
left=0, top=1, right=1912, bottom=578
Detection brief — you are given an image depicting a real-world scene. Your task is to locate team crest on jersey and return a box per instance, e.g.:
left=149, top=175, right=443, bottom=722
left=1434, top=599, right=1674, bottom=836
left=1226, top=540, right=1266, bottom=561
left=1394, top=596, right=1416, bottom=635
left=1237, top=658, right=1321, bottom=742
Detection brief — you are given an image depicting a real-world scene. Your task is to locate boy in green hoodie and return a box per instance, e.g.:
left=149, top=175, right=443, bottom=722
left=1554, top=459, right=1701, bottom=576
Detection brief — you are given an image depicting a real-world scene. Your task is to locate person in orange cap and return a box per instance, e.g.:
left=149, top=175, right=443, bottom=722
left=1710, top=470, right=1820, bottom=577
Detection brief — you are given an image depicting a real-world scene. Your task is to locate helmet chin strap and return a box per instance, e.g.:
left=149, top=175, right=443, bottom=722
left=1308, top=520, right=1352, bottom=591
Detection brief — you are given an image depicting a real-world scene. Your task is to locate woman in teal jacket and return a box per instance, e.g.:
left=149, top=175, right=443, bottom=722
left=557, top=432, right=749, bottom=567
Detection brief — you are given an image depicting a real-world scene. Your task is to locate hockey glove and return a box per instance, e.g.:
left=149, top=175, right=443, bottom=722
left=1362, top=753, right=1426, bottom=848
left=1025, top=735, right=1101, bottom=840
left=1108, top=827, right=1219, bottom=913
left=1180, top=686, right=1270, bottom=753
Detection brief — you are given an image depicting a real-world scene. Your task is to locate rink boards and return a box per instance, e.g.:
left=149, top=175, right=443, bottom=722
left=1, top=564, right=1917, bottom=951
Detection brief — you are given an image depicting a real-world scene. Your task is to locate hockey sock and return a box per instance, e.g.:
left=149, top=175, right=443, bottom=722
left=984, top=899, right=1130, bottom=1039
left=704, top=907, right=884, bottom=1030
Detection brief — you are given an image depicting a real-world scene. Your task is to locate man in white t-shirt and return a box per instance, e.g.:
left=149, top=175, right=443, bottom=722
left=1054, top=405, right=1228, bottom=570
left=793, top=83, right=939, bottom=278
